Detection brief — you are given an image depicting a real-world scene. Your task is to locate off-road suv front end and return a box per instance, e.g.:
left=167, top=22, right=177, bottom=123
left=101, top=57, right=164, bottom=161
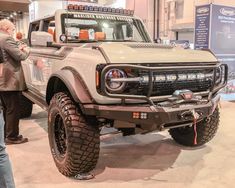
left=22, top=4, right=228, bottom=178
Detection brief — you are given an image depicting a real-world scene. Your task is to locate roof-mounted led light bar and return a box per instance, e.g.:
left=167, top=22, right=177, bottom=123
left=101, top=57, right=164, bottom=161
left=67, top=4, right=134, bottom=16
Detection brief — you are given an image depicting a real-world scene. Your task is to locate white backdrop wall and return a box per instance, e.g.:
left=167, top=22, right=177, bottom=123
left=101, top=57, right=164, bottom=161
left=15, top=13, right=29, bottom=38
left=29, top=0, right=126, bottom=22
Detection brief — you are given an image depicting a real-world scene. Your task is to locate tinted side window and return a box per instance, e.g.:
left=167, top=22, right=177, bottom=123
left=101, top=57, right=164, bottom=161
left=28, top=22, right=40, bottom=46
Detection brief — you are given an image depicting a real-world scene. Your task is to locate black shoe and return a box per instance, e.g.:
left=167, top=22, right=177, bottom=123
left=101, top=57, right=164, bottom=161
left=5, top=136, right=28, bottom=145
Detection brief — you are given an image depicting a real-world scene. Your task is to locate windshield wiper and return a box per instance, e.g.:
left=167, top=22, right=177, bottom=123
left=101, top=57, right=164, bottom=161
left=67, top=39, right=142, bottom=43
left=123, top=39, right=140, bottom=42
left=100, top=39, right=140, bottom=42
left=67, top=40, right=98, bottom=43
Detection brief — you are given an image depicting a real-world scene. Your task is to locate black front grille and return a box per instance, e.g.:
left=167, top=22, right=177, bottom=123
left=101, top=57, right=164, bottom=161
left=98, top=63, right=228, bottom=104
left=137, top=79, right=212, bottom=96
left=125, top=70, right=213, bottom=96
left=98, top=64, right=218, bottom=100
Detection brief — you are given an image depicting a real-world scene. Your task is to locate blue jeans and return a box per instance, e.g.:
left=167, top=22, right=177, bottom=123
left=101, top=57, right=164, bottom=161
left=0, top=110, right=15, bottom=188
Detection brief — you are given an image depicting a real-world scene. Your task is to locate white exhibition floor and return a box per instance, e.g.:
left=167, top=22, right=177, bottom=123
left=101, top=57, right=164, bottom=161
left=6, top=102, right=235, bottom=188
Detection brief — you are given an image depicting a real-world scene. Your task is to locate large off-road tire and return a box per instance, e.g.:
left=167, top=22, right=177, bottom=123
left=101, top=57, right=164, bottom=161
left=19, top=94, right=33, bottom=119
left=169, top=108, right=219, bottom=147
left=48, top=92, right=100, bottom=177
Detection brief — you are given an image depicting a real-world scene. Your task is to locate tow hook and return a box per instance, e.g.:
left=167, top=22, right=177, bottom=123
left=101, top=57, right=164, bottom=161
left=179, top=110, right=202, bottom=121
left=179, top=110, right=201, bottom=145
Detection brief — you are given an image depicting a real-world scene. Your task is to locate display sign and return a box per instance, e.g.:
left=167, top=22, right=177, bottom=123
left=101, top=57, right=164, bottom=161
left=195, top=4, right=235, bottom=101
left=210, top=5, right=235, bottom=55
left=194, top=5, right=211, bottom=49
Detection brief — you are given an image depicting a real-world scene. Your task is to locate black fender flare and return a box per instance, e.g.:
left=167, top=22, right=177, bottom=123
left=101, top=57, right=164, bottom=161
left=46, top=67, right=93, bottom=105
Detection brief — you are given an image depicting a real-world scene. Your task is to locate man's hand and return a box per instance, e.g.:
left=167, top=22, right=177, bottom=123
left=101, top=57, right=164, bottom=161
left=19, top=44, right=27, bottom=50
left=19, top=45, right=29, bottom=53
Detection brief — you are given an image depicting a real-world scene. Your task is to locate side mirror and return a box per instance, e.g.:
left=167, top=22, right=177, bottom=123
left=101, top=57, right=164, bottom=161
left=31, top=31, right=53, bottom=47
left=126, top=24, right=133, bottom=38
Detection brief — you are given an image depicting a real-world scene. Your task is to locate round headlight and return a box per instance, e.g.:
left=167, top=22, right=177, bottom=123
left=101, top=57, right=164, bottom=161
left=105, top=69, right=126, bottom=93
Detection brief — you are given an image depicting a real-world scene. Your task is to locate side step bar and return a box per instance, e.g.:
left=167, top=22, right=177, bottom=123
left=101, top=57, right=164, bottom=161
left=22, top=90, right=48, bottom=111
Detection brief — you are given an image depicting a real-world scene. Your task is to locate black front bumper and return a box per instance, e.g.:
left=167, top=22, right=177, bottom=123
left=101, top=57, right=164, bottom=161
left=83, top=94, right=220, bottom=131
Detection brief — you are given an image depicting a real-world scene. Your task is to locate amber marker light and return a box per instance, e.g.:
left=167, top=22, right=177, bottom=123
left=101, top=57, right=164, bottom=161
left=133, top=112, right=140, bottom=119
left=96, top=71, right=100, bottom=87
left=133, top=112, right=148, bottom=119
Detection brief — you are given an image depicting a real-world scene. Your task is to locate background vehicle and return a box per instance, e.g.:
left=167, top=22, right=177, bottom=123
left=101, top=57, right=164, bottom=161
left=21, top=5, right=228, bottom=177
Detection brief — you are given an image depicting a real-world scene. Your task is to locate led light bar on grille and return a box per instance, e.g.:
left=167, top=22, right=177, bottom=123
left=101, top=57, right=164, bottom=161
left=110, top=72, right=214, bottom=83
left=67, top=4, right=134, bottom=16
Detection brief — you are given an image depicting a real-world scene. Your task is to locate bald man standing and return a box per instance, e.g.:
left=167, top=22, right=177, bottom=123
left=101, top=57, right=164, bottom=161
left=0, top=19, right=29, bottom=145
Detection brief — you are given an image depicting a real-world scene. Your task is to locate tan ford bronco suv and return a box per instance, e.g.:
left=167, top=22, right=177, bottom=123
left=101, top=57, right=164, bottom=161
left=21, top=4, right=228, bottom=177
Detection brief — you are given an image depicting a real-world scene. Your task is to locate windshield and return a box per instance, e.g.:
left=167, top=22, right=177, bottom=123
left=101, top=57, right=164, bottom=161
left=61, top=13, right=151, bottom=43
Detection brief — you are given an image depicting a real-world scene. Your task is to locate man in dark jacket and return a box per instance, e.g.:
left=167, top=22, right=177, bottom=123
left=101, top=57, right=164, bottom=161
left=0, top=19, right=29, bottom=144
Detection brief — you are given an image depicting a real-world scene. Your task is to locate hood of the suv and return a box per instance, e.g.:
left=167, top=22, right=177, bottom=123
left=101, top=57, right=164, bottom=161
left=97, top=43, right=218, bottom=64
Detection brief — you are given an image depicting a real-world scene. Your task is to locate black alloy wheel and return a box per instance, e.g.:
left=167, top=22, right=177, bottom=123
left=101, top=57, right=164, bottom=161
left=48, top=92, right=100, bottom=177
